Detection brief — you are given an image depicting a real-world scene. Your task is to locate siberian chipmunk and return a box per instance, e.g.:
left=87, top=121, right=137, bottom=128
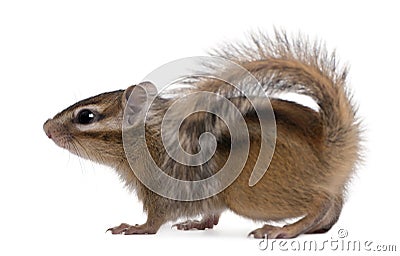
left=43, top=31, right=362, bottom=239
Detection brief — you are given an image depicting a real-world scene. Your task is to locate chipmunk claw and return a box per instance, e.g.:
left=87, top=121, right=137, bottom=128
left=106, top=223, right=131, bottom=234
left=172, top=214, right=219, bottom=231
left=172, top=220, right=212, bottom=230
left=248, top=224, right=291, bottom=239
left=107, top=223, right=157, bottom=235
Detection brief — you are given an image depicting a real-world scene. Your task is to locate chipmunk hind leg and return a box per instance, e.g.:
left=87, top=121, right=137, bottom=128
left=249, top=194, right=335, bottom=239
left=305, top=195, right=343, bottom=234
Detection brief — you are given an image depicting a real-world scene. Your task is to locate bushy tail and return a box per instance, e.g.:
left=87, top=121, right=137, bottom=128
left=208, top=30, right=361, bottom=160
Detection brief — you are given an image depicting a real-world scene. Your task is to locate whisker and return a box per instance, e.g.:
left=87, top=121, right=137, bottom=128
left=74, top=139, right=95, bottom=173
left=70, top=140, right=86, bottom=172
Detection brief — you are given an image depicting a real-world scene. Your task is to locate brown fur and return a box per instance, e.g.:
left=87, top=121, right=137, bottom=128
left=43, top=31, right=362, bottom=238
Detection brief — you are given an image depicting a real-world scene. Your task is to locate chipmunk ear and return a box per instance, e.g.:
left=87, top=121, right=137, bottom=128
left=122, top=81, right=158, bottom=126
left=122, top=82, right=158, bottom=107
left=122, top=85, right=136, bottom=106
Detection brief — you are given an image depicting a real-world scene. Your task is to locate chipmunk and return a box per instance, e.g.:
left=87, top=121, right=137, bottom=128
left=43, top=31, right=362, bottom=239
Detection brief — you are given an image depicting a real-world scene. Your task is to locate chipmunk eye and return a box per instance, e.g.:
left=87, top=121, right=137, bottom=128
left=76, top=109, right=97, bottom=125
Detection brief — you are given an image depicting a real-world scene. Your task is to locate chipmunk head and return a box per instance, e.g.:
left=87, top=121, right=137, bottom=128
left=43, top=82, right=154, bottom=167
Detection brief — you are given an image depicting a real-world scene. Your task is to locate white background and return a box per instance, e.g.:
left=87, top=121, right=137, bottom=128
left=0, top=0, right=399, bottom=255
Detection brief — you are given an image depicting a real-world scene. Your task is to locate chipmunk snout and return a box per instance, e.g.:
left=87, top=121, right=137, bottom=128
left=43, top=119, right=53, bottom=139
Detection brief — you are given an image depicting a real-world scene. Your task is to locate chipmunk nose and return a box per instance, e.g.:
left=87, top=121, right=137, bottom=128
left=43, top=119, right=53, bottom=139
